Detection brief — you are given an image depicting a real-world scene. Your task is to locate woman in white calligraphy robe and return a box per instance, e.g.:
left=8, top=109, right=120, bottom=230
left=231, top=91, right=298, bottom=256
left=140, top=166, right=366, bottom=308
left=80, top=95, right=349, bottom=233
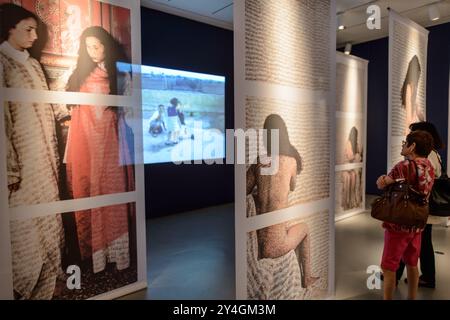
left=0, top=4, right=68, bottom=299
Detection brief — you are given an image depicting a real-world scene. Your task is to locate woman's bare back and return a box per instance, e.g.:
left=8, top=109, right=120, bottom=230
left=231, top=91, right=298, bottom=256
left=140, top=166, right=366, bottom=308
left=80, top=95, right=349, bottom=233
left=247, top=155, right=300, bottom=258
left=253, top=155, right=297, bottom=214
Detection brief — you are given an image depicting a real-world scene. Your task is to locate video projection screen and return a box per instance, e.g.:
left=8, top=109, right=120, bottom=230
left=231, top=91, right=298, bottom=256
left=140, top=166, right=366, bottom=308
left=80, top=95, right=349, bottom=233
left=141, top=66, right=226, bottom=164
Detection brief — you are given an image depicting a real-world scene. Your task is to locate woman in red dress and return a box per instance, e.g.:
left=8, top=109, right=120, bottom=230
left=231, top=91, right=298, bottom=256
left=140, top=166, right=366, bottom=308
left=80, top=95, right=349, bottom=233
left=65, top=26, right=134, bottom=274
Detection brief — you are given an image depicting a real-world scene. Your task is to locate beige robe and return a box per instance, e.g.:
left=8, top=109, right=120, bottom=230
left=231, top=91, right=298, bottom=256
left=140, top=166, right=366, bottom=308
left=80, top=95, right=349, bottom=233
left=1, top=41, right=68, bottom=299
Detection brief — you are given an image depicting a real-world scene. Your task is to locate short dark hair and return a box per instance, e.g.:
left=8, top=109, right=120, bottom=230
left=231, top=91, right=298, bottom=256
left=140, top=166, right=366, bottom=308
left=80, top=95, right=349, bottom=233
left=0, top=4, right=38, bottom=42
left=409, top=121, right=445, bottom=150
left=406, top=130, right=433, bottom=157
left=0, top=4, right=48, bottom=61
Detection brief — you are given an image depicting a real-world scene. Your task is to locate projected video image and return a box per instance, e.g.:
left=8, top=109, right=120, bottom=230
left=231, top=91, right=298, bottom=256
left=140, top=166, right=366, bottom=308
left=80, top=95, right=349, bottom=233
left=142, top=66, right=225, bottom=164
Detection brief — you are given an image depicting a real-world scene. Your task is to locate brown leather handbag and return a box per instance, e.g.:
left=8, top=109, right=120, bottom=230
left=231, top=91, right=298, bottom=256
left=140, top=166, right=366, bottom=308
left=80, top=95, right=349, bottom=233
left=371, top=160, right=429, bottom=229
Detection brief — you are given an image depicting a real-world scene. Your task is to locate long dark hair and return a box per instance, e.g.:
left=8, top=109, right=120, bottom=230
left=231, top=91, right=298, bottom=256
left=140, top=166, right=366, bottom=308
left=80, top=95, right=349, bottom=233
left=0, top=3, right=47, bottom=61
left=401, top=55, right=421, bottom=107
left=263, top=114, right=302, bottom=174
left=409, top=121, right=445, bottom=150
left=67, top=26, right=130, bottom=95
left=348, top=126, right=358, bottom=155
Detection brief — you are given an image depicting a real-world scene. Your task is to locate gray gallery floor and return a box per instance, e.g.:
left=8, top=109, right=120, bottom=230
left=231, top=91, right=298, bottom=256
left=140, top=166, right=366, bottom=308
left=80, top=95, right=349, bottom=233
left=335, top=206, right=450, bottom=300
left=121, top=204, right=236, bottom=300
left=120, top=198, right=450, bottom=300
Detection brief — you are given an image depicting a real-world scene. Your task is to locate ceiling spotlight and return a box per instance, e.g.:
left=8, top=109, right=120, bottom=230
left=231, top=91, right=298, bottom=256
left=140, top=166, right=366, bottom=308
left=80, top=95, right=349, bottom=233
left=337, top=14, right=345, bottom=30
left=428, top=4, right=440, bottom=21
left=344, top=43, right=352, bottom=55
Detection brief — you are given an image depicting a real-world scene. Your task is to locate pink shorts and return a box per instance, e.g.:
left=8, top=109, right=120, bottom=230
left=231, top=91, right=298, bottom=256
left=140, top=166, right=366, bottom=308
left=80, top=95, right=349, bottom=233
left=381, top=229, right=422, bottom=272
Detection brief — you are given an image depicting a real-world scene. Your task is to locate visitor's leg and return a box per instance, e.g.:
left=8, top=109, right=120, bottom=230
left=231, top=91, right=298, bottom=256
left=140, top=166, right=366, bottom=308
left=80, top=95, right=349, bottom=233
left=406, top=265, right=419, bottom=300
left=381, top=230, right=407, bottom=298
left=419, top=224, right=435, bottom=285
left=382, top=269, right=396, bottom=300
left=404, top=232, right=422, bottom=299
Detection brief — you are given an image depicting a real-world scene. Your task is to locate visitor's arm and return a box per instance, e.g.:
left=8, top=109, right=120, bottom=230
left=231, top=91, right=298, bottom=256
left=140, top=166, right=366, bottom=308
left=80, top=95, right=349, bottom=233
left=376, top=175, right=394, bottom=189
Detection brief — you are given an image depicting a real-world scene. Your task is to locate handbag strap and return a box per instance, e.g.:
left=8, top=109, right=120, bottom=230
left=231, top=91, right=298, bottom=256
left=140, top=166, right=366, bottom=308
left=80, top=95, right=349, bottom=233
left=407, top=159, right=420, bottom=189
left=409, top=159, right=431, bottom=204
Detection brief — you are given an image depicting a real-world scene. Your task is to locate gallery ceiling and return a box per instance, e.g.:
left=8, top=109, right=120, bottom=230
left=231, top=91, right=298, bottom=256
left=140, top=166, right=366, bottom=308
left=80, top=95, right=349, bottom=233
left=141, top=0, right=450, bottom=46
left=336, top=0, right=450, bottom=47
left=140, top=0, right=234, bottom=29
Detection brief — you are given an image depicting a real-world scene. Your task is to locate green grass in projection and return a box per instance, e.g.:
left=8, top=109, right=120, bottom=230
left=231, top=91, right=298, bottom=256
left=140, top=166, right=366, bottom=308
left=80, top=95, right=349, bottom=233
left=142, top=89, right=224, bottom=113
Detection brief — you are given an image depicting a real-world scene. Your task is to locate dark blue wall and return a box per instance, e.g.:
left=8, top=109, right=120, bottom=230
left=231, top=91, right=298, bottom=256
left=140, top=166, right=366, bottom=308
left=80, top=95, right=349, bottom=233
left=426, top=23, right=450, bottom=164
left=351, top=38, right=389, bottom=195
left=352, top=38, right=389, bottom=193
left=351, top=22, right=449, bottom=195
left=141, top=7, right=234, bottom=218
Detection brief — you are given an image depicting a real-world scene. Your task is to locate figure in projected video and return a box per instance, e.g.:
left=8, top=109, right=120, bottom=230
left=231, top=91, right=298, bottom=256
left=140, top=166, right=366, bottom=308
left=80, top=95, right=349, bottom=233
left=402, top=55, right=424, bottom=133
left=149, top=104, right=167, bottom=136
left=65, top=26, right=134, bottom=274
left=176, top=101, right=193, bottom=140
left=246, top=114, right=319, bottom=288
left=165, top=97, right=181, bottom=145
